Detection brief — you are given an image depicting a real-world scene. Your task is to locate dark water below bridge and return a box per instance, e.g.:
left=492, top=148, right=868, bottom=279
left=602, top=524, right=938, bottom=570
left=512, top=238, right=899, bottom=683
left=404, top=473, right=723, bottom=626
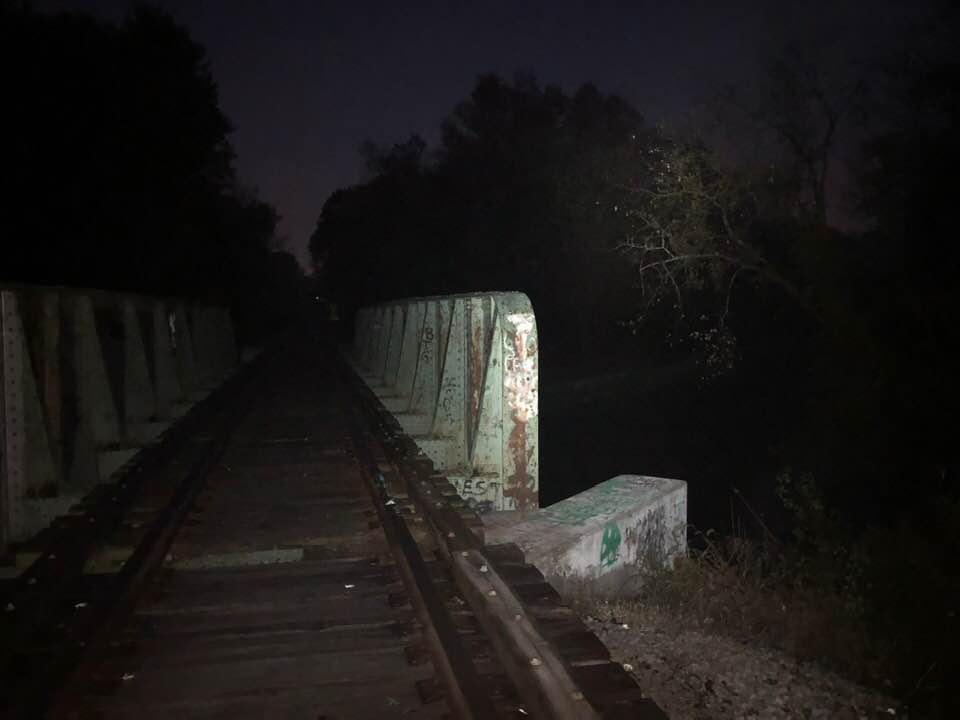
left=539, top=363, right=795, bottom=538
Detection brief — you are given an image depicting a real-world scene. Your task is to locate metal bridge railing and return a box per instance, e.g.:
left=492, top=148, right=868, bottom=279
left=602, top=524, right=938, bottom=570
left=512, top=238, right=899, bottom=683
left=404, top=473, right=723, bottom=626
left=0, top=284, right=238, bottom=551
left=350, top=292, right=539, bottom=513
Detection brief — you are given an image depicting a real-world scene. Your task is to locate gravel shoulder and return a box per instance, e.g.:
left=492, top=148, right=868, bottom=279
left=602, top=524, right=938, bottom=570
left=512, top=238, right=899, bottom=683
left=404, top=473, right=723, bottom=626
left=584, top=603, right=904, bottom=720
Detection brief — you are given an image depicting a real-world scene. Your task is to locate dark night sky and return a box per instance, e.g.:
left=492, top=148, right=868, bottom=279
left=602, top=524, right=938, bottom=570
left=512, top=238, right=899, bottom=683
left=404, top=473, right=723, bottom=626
left=39, top=0, right=934, bottom=269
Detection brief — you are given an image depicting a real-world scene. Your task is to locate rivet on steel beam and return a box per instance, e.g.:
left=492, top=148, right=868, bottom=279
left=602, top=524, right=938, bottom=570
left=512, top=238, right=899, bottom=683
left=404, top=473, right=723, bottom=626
left=487, top=590, right=497, bottom=597
left=514, top=614, right=522, bottom=621
left=572, top=692, right=584, bottom=701
left=461, top=551, right=469, bottom=557
left=447, top=531, right=455, bottom=539
left=479, top=564, right=488, bottom=573
left=529, top=657, right=541, bottom=667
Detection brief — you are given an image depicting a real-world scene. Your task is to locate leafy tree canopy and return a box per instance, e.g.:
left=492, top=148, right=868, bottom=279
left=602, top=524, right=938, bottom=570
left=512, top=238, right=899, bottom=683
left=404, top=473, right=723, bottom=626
left=0, top=3, right=305, bottom=340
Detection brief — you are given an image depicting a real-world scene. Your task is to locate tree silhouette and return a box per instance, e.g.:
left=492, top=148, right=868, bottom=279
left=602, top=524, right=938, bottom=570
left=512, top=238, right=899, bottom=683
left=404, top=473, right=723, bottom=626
left=311, top=73, right=649, bottom=359
left=0, top=3, right=302, bottom=340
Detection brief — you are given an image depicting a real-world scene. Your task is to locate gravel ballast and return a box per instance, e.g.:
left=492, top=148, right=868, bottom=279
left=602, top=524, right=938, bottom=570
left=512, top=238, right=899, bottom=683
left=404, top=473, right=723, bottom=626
left=584, top=605, right=903, bottom=719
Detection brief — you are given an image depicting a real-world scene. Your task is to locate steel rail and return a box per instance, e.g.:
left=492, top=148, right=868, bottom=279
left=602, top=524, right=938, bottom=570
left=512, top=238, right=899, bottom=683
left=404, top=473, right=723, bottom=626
left=338, top=352, right=602, bottom=720
left=46, top=366, right=263, bottom=719
left=0, top=341, right=271, bottom=719
left=341, top=389, right=500, bottom=720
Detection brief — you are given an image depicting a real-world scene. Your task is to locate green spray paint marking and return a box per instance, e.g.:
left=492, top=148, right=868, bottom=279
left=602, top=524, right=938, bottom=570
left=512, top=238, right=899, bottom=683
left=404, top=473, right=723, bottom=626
left=600, top=522, right=622, bottom=567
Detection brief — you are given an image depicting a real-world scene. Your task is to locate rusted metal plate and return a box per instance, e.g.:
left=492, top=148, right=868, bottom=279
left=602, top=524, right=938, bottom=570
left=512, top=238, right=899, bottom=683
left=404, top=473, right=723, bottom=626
left=350, top=292, right=539, bottom=512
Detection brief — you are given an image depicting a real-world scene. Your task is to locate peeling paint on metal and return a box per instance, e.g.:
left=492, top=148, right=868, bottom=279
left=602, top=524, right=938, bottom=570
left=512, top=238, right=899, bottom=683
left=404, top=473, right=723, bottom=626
left=353, top=292, right=539, bottom=512
left=503, top=309, right=538, bottom=512
left=469, top=323, right=483, bottom=431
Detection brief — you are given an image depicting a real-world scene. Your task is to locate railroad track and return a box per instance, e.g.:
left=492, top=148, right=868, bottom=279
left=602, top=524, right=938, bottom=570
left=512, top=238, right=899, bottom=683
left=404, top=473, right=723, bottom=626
left=0, top=331, right=667, bottom=719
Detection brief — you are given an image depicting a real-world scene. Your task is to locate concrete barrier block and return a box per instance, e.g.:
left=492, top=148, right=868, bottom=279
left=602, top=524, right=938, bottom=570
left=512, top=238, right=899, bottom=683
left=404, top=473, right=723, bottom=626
left=485, top=475, right=687, bottom=595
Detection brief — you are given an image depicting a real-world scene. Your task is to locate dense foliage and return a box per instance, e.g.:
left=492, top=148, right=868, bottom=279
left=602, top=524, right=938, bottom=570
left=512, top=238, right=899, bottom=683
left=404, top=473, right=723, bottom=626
left=0, top=4, right=307, bottom=342
left=311, top=76, right=654, bottom=361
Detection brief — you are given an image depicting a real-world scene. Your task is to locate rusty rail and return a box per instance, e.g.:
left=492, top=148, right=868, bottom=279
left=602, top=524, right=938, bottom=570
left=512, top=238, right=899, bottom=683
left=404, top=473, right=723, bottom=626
left=0, top=331, right=264, bottom=719
left=351, top=292, right=539, bottom=513
left=343, top=400, right=500, bottom=719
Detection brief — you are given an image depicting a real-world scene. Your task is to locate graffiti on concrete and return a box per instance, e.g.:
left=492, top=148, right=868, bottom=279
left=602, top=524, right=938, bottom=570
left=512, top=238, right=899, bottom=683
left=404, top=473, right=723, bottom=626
left=631, top=504, right=670, bottom=569
left=455, top=476, right=496, bottom=498
left=600, top=521, right=622, bottom=567
left=542, top=479, right=630, bottom=526
left=540, top=475, right=668, bottom=527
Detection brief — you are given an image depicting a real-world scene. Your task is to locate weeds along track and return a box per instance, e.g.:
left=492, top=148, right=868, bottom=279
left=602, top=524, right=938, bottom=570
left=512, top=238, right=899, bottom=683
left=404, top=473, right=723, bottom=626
left=1, top=332, right=666, bottom=719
